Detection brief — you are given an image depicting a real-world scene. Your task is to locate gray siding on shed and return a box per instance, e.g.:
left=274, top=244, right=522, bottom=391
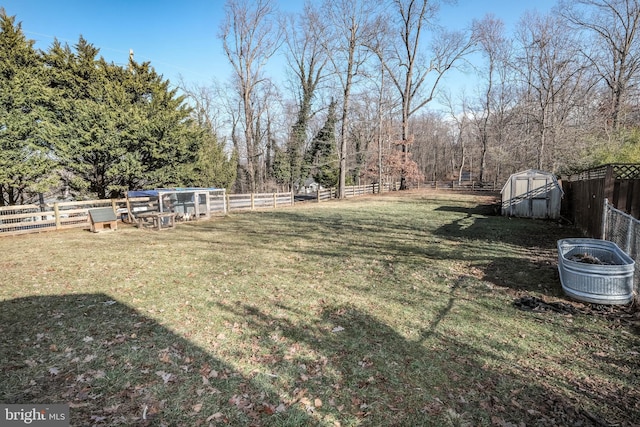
left=501, top=170, right=563, bottom=219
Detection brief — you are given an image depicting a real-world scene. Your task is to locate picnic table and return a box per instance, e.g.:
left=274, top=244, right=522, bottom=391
left=136, top=212, right=176, bottom=231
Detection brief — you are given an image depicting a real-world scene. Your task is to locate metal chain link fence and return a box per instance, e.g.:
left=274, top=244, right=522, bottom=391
left=603, top=199, right=639, bottom=299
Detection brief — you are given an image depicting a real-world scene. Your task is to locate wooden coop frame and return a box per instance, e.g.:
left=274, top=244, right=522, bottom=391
left=125, top=188, right=224, bottom=231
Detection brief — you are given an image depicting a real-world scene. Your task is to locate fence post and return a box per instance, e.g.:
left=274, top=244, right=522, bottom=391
left=273, top=193, right=277, bottom=208
left=251, top=193, right=255, bottom=210
left=627, top=216, right=634, bottom=253
left=54, top=202, right=61, bottom=230
left=602, top=199, right=609, bottom=240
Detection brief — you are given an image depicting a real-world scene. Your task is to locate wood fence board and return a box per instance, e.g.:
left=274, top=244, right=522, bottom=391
left=564, top=164, right=640, bottom=238
left=0, top=204, right=40, bottom=212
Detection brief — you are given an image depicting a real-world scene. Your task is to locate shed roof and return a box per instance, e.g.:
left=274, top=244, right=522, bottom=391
left=500, top=169, right=562, bottom=195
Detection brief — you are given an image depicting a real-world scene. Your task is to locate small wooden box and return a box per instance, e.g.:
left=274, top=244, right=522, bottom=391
left=89, top=207, right=118, bottom=232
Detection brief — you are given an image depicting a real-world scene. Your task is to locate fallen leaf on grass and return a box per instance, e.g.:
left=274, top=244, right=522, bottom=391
left=155, top=370, right=173, bottom=384
left=158, top=351, right=171, bottom=364
left=206, top=412, right=226, bottom=422
left=68, top=402, right=90, bottom=408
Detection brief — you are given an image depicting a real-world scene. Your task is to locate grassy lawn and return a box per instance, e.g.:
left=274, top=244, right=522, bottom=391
left=1, top=190, right=639, bottom=426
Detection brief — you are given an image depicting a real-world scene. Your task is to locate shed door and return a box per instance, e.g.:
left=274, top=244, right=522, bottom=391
left=513, top=176, right=551, bottom=218
left=529, top=177, right=551, bottom=218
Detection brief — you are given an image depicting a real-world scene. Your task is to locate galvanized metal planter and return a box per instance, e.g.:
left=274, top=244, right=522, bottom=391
left=557, top=238, right=635, bottom=305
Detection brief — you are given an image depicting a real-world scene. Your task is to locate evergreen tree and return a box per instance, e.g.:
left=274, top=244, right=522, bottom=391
left=305, top=100, right=339, bottom=188
left=190, top=131, right=238, bottom=190
left=44, top=39, right=203, bottom=198
left=0, top=11, right=58, bottom=205
left=179, top=82, right=238, bottom=190
left=124, top=60, right=201, bottom=191
left=272, top=143, right=291, bottom=189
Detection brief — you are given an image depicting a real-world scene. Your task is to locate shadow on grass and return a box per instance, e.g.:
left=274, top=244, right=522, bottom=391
left=431, top=205, right=577, bottom=296
left=214, top=300, right=637, bottom=426
left=0, top=293, right=313, bottom=426
left=432, top=205, right=569, bottom=248
left=183, top=201, right=576, bottom=298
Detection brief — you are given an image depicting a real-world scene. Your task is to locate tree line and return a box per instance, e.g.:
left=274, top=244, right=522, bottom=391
left=0, top=11, right=236, bottom=205
left=212, top=0, right=640, bottom=195
left=3, top=0, right=640, bottom=204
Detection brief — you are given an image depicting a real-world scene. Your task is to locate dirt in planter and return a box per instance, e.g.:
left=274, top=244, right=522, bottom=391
left=567, top=253, right=615, bottom=265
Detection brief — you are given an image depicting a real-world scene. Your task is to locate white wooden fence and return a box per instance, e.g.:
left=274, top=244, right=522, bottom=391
left=0, top=180, right=499, bottom=237
left=0, top=191, right=293, bottom=237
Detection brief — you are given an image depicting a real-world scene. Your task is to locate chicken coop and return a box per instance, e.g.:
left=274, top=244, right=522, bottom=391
left=501, top=170, right=563, bottom=219
left=126, top=188, right=226, bottom=230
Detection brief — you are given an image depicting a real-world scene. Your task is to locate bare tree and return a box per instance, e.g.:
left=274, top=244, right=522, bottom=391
left=469, top=15, right=510, bottom=183
left=441, top=92, right=471, bottom=184
left=370, top=0, right=473, bottom=189
left=219, top=0, right=281, bottom=192
left=560, top=0, right=640, bottom=130
left=282, top=1, right=329, bottom=192
left=514, top=11, right=590, bottom=171
left=322, top=0, right=379, bottom=198
left=177, top=77, right=226, bottom=136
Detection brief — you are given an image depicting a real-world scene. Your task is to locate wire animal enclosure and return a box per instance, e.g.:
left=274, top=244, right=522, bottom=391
left=603, top=199, right=640, bottom=294
left=126, top=188, right=226, bottom=230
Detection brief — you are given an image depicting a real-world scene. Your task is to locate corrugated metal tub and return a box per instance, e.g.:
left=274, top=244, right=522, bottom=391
left=557, top=238, right=635, bottom=304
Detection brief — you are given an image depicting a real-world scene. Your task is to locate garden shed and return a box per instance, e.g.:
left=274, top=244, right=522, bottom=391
left=501, top=169, right=563, bottom=219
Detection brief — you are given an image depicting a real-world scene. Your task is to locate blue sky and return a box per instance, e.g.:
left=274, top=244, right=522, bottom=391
left=4, top=0, right=557, bottom=94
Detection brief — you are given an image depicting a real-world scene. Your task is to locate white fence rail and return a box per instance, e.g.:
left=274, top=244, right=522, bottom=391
left=0, top=199, right=124, bottom=236
left=0, top=191, right=293, bottom=237
left=0, top=180, right=498, bottom=237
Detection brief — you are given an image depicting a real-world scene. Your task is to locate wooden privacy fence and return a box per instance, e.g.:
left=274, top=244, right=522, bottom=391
left=563, top=164, right=640, bottom=238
